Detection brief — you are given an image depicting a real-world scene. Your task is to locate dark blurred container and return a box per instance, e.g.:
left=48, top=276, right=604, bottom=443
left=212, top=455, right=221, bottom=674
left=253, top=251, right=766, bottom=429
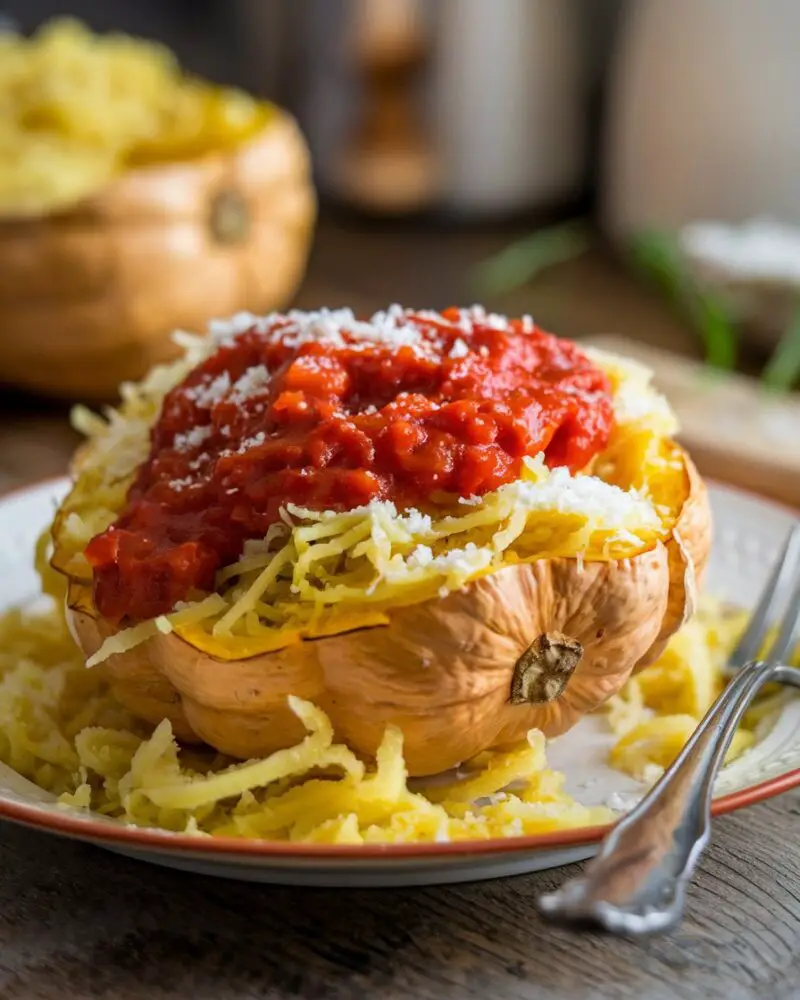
left=236, top=0, right=594, bottom=220
left=2, top=0, right=237, bottom=83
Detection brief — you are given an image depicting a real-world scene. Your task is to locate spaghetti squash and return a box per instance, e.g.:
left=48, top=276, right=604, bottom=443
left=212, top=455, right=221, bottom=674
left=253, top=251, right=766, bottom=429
left=51, top=305, right=711, bottom=775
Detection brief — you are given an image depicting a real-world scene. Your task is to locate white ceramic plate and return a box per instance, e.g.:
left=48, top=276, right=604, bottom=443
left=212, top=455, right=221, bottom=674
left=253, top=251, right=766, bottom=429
left=0, top=478, right=796, bottom=887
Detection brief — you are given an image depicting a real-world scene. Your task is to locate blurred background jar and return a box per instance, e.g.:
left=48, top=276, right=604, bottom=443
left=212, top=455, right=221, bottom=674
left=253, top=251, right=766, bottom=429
left=237, top=0, right=593, bottom=220
left=602, top=0, right=800, bottom=236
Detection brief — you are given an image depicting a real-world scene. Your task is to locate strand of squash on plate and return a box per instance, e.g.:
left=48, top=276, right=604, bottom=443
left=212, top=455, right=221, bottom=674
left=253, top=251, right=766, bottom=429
left=582, top=355, right=783, bottom=780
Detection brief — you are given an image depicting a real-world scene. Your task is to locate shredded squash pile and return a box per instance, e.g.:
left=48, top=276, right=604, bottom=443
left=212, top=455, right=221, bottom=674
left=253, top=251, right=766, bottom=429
left=605, top=599, right=799, bottom=782
left=0, top=578, right=788, bottom=843
left=0, top=18, right=273, bottom=216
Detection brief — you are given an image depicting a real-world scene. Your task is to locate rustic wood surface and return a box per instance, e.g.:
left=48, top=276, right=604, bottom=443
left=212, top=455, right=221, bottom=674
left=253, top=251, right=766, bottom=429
left=0, top=216, right=797, bottom=1000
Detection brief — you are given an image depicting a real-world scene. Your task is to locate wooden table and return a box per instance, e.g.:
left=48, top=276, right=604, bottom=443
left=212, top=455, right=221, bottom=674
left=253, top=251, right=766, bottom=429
left=0, top=217, right=797, bottom=1000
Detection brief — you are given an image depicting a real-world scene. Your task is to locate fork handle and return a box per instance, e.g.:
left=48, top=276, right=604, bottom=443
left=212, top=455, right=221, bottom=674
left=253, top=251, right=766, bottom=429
left=539, top=660, right=800, bottom=934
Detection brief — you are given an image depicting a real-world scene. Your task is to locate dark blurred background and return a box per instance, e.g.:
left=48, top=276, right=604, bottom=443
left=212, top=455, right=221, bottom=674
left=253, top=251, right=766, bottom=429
left=1, top=0, right=799, bottom=503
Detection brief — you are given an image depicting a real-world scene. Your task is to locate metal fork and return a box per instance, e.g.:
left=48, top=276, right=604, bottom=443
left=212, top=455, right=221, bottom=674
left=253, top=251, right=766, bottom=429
left=538, top=521, right=800, bottom=935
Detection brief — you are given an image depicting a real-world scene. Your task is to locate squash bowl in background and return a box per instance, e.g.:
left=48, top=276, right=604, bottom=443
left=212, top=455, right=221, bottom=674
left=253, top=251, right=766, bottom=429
left=0, top=112, right=315, bottom=400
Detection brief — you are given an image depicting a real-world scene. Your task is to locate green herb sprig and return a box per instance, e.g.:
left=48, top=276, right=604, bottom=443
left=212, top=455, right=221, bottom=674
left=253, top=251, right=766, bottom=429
left=761, top=302, right=800, bottom=392
left=472, top=220, right=591, bottom=299
left=628, top=230, right=738, bottom=371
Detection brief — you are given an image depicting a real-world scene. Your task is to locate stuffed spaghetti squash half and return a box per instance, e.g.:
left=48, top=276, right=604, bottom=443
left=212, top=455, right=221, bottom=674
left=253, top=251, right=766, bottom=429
left=51, top=306, right=710, bottom=776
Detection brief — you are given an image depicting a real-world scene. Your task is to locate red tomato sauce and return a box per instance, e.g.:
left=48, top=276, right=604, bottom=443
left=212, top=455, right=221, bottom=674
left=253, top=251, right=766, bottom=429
left=85, top=307, right=614, bottom=622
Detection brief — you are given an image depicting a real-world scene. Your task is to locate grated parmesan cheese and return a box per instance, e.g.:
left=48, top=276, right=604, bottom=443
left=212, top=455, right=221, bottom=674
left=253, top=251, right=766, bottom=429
left=504, top=468, right=660, bottom=531
left=264, top=305, right=434, bottom=356
left=188, top=372, right=231, bottom=408
left=398, top=510, right=434, bottom=536
left=168, top=476, right=198, bottom=491
left=173, top=425, right=212, bottom=452
left=457, top=305, right=508, bottom=332
left=428, top=542, right=494, bottom=577
left=230, top=364, right=270, bottom=401
left=236, top=431, right=266, bottom=453
left=408, top=545, right=434, bottom=569
left=208, top=312, right=263, bottom=341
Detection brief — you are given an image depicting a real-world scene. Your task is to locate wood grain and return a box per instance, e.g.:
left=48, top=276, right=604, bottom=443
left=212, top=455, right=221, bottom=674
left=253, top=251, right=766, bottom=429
left=0, top=797, right=798, bottom=1000
left=0, top=216, right=797, bottom=1000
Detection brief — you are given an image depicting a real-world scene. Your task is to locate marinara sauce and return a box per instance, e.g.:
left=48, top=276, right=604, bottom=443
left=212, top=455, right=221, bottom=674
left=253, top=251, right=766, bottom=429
left=85, top=307, right=615, bottom=622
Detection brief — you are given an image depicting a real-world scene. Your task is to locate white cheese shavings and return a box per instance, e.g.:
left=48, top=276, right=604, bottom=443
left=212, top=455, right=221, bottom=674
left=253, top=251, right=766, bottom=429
left=169, top=476, right=198, bottom=491
left=208, top=312, right=263, bottom=341
left=236, top=431, right=267, bottom=453
left=405, top=542, right=493, bottom=578
left=408, top=545, right=434, bottom=569
left=449, top=338, right=470, bottom=359
left=181, top=305, right=522, bottom=386
left=173, top=425, right=212, bottom=452
left=265, top=305, right=435, bottom=356
left=501, top=467, right=660, bottom=530
left=415, top=308, right=455, bottom=326
left=188, top=372, right=231, bottom=408
left=398, top=510, right=434, bottom=536
left=429, top=542, right=494, bottom=576
left=230, top=364, right=270, bottom=400
left=458, top=304, right=509, bottom=332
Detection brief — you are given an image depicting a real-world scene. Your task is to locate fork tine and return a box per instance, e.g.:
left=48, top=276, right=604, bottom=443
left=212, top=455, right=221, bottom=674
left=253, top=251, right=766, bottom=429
left=729, top=522, right=800, bottom=669
left=766, top=567, right=800, bottom=665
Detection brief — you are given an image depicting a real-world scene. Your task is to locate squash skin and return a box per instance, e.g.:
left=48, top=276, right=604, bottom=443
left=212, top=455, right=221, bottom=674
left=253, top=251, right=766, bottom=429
left=634, top=450, right=711, bottom=669
left=0, top=112, right=315, bottom=400
left=62, top=447, right=710, bottom=777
